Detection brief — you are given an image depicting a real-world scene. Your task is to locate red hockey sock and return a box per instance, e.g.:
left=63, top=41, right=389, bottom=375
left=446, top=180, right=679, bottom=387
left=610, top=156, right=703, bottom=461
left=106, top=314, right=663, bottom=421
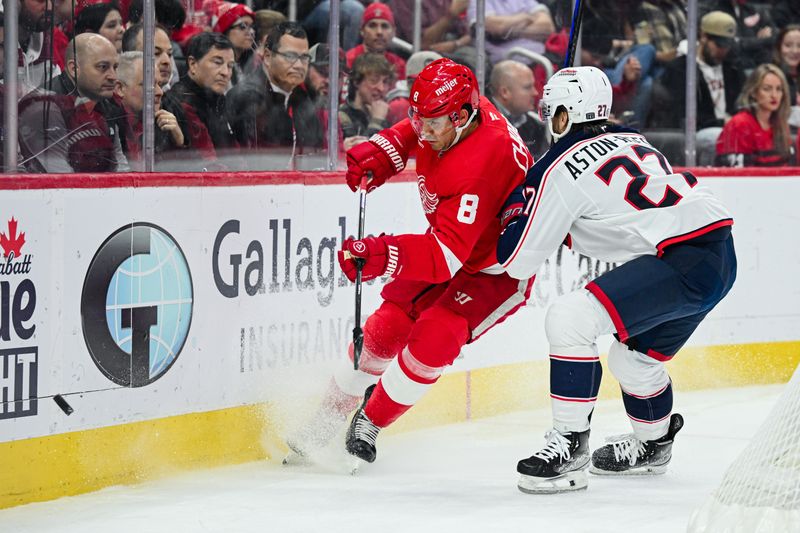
left=364, top=380, right=413, bottom=427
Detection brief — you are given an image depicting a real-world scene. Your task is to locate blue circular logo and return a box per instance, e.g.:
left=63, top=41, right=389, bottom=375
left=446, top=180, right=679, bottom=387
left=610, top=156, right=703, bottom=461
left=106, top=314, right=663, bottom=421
left=81, top=223, right=193, bottom=387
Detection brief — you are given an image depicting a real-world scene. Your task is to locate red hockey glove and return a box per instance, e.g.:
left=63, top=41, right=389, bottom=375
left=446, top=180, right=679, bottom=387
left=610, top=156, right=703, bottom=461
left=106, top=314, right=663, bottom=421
left=337, top=235, right=403, bottom=282
left=345, top=125, right=411, bottom=192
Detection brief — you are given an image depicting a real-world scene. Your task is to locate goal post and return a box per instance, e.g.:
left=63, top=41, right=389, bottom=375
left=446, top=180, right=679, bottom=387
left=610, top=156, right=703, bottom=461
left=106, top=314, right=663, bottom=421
left=688, top=365, right=800, bottom=532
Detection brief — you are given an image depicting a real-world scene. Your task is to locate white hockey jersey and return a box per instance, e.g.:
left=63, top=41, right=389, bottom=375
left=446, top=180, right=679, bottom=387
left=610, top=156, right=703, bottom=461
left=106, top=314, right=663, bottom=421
left=498, top=126, right=733, bottom=280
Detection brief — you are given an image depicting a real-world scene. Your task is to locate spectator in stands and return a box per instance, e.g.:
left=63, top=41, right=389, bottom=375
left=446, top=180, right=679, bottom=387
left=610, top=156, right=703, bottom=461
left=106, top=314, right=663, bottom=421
left=74, top=2, right=125, bottom=53
left=114, top=51, right=187, bottom=169
left=254, top=10, right=287, bottom=50
left=128, top=0, right=187, bottom=34
left=212, top=2, right=257, bottom=86
left=346, top=3, right=406, bottom=80
left=579, top=29, right=642, bottom=126
left=122, top=23, right=175, bottom=87
left=19, top=34, right=129, bottom=173
left=391, top=0, right=475, bottom=68
left=128, top=0, right=188, bottom=80
left=303, top=0, right=365, bottom=51
left=121, top=23, right=192, bottom=152
left=773, top=25, right=800, bottom=107
left=631, top=0, right=686, bottom=73
left=488, top=59, right=547, bottom=159
left=304, top=43, right=349, bottom=152
left=701, top=0, right=777, bottom=72
left=46, top=0, right=70, bottom=69
left=227, top=21, right=323, bottom=157
left=169, top=32, right=238, bottom=160
left=773, top=0, right=800, bottom=30
left=306, top=42, right=348, bottom=109
left=17, top=0, right=63, bottom=96
left=715, top=63, right=794, bottom=167
left=339, top=53, right=395, bottom=150
left=386, top=50, right=443, bottom=126
left=468, top=0, right=556, bottom=66
left=580, top=1, right=657, bottom=127
left=652, top=11, right=745, bottom=165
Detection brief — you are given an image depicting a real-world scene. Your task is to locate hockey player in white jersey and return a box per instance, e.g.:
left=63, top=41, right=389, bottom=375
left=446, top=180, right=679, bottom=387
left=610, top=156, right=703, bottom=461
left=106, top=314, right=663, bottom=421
left=496, top=66, right=737, bottom=494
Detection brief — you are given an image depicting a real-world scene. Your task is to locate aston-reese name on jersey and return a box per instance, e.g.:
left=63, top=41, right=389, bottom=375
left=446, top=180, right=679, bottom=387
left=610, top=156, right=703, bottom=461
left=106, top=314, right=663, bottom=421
left=498, top=125, right=733, bottom=280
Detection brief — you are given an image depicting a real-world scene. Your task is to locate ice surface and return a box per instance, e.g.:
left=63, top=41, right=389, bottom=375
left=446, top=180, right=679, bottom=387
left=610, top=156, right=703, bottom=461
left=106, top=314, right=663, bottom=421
left=0, top=384, right=785, bottom=533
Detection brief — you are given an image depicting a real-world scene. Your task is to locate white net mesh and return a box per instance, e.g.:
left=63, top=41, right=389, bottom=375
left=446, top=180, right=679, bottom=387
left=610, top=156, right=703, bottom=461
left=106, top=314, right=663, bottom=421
left=688, top=366, right=800, bottom=532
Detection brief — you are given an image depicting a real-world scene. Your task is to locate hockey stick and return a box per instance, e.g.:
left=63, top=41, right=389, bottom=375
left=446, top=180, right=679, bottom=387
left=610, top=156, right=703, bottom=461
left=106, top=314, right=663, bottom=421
left=563, top=0, right=586, bottom=68
left=351, top=172, right=370, bottom=371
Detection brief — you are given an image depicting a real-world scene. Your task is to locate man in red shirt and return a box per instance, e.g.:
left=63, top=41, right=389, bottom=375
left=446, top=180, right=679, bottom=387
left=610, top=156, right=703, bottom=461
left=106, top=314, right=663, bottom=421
left=345, top=2, right=406, bottom=80
left=287, top=59, right=535, bottom=466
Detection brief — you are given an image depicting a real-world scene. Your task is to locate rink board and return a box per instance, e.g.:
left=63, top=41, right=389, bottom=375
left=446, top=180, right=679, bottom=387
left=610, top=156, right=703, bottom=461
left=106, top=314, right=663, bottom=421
left=0, top=169, right=798, bottom=508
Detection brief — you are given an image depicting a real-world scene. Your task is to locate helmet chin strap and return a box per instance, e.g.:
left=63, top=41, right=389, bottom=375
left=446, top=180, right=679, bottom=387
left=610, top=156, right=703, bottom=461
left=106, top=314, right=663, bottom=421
left=441, top=107, right=479, bottom=152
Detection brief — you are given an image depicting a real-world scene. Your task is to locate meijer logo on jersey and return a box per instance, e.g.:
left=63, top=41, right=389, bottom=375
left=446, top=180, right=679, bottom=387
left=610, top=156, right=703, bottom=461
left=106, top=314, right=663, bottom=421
left=434, top=79, right=458, bottom=96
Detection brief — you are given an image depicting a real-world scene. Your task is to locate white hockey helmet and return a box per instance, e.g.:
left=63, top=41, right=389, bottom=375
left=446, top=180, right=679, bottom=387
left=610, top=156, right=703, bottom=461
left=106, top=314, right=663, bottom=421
left=539, top=66, right=613, bottom=143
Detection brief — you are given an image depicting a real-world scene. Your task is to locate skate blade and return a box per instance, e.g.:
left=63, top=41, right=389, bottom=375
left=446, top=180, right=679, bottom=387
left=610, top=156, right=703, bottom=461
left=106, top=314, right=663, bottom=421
left=589, top=463, right=668, bottom=476
left=347, top=456, right=364, bottom=476
left=517, top=470, right=588, bottom=494
left=282, top=450, right=312, bottom=467
left=281, top=444, right=363, bottom=475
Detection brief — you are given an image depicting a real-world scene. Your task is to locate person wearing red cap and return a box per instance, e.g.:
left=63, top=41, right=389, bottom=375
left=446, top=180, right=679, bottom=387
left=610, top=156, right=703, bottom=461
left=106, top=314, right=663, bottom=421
left=213, top=2, right=256, bottom=86
left=345, top=2, right=406, bottom=80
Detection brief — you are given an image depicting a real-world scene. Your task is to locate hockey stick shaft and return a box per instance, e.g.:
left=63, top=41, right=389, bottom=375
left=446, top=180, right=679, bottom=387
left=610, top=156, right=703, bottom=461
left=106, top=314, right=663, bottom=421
left=352, top=172, right=369, bottom=371
left=563, top=0, right=586, bottom=68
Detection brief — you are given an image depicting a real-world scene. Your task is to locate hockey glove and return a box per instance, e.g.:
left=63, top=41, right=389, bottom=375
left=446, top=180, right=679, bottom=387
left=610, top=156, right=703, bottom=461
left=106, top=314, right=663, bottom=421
left=345, top=123, right=412, bottom=192
left=338, top=235, right=402, bottom=282
left=499, top=185, right=527, bottom=231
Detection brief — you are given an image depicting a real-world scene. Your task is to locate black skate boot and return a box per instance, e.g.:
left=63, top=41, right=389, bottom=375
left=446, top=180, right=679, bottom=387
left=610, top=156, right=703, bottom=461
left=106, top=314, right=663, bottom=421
left=590, top=413, right=684, bottom=475
left=517, top=428, right=591, bottom=494
left=345, top=384, right=380, bottom=463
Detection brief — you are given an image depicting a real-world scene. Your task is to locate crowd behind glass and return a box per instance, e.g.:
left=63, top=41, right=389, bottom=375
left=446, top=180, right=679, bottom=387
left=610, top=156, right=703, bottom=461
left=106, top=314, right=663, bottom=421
left=2, top=0, right=799, bottom=173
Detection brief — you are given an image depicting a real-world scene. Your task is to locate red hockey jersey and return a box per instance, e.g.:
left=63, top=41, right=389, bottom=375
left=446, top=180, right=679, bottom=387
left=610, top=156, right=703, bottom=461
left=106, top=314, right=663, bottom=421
left=395, top=96, right=534, bottom=282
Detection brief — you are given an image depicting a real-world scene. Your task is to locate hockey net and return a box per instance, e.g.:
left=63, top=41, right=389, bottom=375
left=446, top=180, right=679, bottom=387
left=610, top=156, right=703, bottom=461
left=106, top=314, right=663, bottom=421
left=688, top=365, right=800, bottom=532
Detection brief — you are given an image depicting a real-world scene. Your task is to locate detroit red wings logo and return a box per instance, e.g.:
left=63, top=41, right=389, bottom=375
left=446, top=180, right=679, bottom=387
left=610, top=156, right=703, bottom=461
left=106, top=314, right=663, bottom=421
left=417, top=175, right=439, bottom=214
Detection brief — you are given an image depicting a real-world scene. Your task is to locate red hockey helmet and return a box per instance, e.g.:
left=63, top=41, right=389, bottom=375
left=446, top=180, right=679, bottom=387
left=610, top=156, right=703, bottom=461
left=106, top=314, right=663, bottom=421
left=409, top=58, right=480, bottom=120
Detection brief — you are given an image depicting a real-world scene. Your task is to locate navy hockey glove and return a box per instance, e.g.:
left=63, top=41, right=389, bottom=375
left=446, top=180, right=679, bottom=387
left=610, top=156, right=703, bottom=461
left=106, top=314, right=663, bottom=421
left=499, top=185, right=527, bottom=231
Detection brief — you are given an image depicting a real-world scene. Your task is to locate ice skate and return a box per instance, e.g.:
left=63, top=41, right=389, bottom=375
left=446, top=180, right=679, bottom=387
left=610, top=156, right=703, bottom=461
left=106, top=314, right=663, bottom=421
left=590, top=413, right=684, bottom=476
left=517, top=428, right=591, bottom=494
left=283, top=409, right=348, bottom=466
left=282, top=386, right=361, bottom=467
left=345, top=384, right=380, bottom=464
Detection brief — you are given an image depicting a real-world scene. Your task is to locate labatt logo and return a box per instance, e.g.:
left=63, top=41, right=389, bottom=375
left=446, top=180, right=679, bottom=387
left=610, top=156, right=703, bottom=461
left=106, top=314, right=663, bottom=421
left=0, top=218, right=32, bottom=275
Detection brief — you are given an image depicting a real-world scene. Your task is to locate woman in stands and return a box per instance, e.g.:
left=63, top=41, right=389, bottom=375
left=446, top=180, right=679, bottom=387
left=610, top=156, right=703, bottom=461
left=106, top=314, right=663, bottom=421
left=212, top=2, right=257, bottom=86
left=74, top=2, right=125, bottom=53
left=773, top=25, right=800, bottom=107
left=715, top=63, right=796, bottom=167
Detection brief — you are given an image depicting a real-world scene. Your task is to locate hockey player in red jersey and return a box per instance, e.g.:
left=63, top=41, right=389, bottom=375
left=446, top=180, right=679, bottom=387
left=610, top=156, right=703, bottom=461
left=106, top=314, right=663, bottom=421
left=286, top=58, right=534, bottom=465
left=497, top=66, right=737, bottom=493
